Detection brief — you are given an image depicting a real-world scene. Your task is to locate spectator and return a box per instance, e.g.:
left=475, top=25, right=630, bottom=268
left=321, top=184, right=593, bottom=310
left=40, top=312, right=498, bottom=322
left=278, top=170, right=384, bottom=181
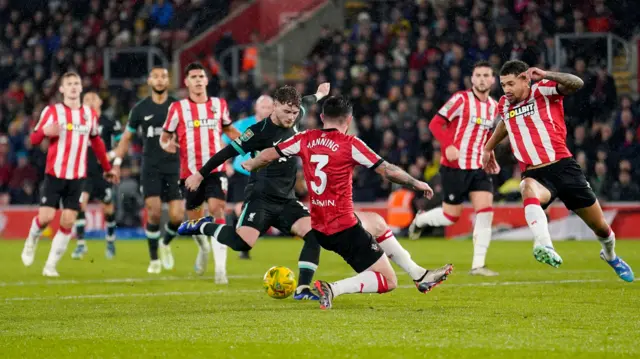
left=150, top=0, right=174, bottom=29
left=589, top=161, right=611, bottom=200
left=609, top=171, right=640, bottom=201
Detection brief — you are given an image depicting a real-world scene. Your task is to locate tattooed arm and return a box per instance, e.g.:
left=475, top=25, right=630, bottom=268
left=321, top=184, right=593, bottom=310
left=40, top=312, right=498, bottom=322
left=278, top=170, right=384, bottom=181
left=374, top=161, right=434, bottom=198
left=544, top=71, right=584, bottom=95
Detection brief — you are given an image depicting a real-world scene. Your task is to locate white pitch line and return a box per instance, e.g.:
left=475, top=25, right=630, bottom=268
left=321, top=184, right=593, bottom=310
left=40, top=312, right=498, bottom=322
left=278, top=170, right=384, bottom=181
left=0, top=270, right=610, bottom=288
left=3, top=278, right=633, bottom=302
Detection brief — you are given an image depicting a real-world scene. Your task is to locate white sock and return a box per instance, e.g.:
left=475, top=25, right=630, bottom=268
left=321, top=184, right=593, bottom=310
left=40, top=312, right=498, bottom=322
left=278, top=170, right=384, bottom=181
left=415, top=207, right=457, bottom=227
left=45, top=227, right=72, bottom=268
left=28, top=217, right=44, bottom=242
left=524, top=199, right=553, bottom=248
left=330, top=271, right=389, bottom=298
left=210, top=236, right=227, bottom=273
left=598, top=230, right=616, bottom=261
left=194, top=235, right=210, bottom=251
left=77, top=239, right=86, bottom=246
left=472, top=210, right=493, bottom=269
left=376, top=229, right=425, bottom=281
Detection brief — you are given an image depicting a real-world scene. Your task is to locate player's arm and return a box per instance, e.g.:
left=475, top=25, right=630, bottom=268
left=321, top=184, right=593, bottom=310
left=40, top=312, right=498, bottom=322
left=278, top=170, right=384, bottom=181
left=296, top=83, right=330, bottom=125
left=481, top=118, right=506, bottom=174
left=30, top=106, right=59, bottom=144
left=527, top=68, right=584, bottom=96
left=160, top=103, right=180, bottom=153
left=223, top=125, right=241, bottom=140
left=219, top=98, right=241, bottom=140
left=196, top=125, right=264, bottom=178
left=241, top=147, right=280, bottom=172
left=241, top=132, right=303, bottom=172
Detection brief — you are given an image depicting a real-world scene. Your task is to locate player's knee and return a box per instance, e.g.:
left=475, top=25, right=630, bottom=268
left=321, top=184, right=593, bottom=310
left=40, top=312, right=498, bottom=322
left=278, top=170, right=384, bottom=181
left=519, top=179, right=538, bottom=199
left=147, top=207, right=162, bottom=224
left=59, top=214, right=76, bottom=229
left=385, top=273, right=398, bottom=291
left=369, top=213, right=389, bottom=238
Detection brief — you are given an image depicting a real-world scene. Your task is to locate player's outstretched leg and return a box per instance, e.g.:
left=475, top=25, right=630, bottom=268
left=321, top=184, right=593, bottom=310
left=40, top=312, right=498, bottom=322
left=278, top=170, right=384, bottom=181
left=210, top=218, right=228, bottom=284
left=358, top=212, right=455, bottom=292
left=71, top=210, right=88, bottom=260
left=104, top=209, right=117, bottom=259
left=22, top=213, right=50, bottom=267
left=314, top=255, right=397, bottom=310
left=178, top=216, right=253, bottom=251
left=408, top=207, right=458, bottom=240
left=294, top=232, right=320, bottom=300
left=520, top=178, right=562, bottom=267
left=574, top=202, right=634, bottom=282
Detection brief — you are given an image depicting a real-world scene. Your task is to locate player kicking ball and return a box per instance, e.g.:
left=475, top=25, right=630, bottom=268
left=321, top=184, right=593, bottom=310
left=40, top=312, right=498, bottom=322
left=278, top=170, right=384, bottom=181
left=482, top=60, right=633, bottom=282
left=241, top=96, right=453, bottom=309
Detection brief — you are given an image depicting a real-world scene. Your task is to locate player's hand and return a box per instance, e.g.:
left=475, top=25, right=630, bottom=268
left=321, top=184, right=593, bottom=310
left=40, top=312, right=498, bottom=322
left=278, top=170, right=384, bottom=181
left=104, top=169, right=120, bottom=185
left=160, top=134, right=179, bottom=154
left=241, top=159, right=255, bottom=172
left=481, top=150, right=500, bottom=174
left=185, top=172, right=204, bottom=192
left=316, top=83, right=330, bottom=99
left=43, top=124, right=61, bottom=138
left=445, top=145, right=459, bottom=162
left=414, top=181, right=434, bottom=200
left=525, top=67, right=547, bottom=82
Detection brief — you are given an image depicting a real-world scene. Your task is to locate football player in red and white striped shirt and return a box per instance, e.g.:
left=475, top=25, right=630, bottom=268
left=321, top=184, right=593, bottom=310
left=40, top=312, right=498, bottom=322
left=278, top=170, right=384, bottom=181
left=241, top=96, right=453, bottom=309
left=482, top=60, right=634, bottom=282
left=410, top=61, right=500, bottom=276
left=160, top=62, right=240, bottom=283
left=21, top=72, right=119, bottom=277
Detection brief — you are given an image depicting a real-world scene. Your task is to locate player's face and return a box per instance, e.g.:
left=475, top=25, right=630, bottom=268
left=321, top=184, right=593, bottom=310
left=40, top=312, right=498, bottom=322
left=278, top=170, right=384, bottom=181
left=500, top=74, right=528, bottom=102
left=59, top=76, right=82, bottom=100
left=273, top=101, right=300, bottom=128
left=184, top=70, right=208, bottom=95
left=255, top=98, right=274, bottom=119
left=148, top=68, right=169, bottom=94
left=82, top=92, right=102, bottom=112
left=471, top=66, right=494, bottom=93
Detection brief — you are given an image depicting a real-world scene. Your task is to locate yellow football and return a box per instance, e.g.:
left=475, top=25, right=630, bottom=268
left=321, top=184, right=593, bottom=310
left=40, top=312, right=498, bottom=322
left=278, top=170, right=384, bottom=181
left=263, top=266, right=297, bottom=299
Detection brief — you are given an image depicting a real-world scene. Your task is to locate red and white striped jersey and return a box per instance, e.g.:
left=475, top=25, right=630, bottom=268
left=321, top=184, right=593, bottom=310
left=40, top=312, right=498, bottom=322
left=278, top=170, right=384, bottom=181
left=162, top=97, right=232, bottom=179
left=497, top=79, right=572, bottom=167
left=34, top=103, right=99, bottom=179
left=437, top=90, right=499, bottom=169
left=276, top=129, right=384, bottom=235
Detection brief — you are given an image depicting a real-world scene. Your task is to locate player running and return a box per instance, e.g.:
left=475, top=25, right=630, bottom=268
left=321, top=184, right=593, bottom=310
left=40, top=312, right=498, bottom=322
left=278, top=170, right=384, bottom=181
left=177, top=92, right=454, bottom=302
left=160, top=62, right=241, bottom=284
left=21, top=72, right=119, bottom=277
left=409, top=61, right=500, bottom=276
left=112, top=67, right=185, bottom=274
left=71, top=92, right=122, bottom=260
left=482, top=60, right=634, bottom=282
left=222, top=95, right=274, bottom=260
left=241, top=95, right=453, bottom=309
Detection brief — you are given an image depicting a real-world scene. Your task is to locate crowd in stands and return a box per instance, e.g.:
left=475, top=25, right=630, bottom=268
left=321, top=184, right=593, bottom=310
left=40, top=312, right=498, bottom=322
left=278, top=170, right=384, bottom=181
left=1, top=0, right=640, bottom=208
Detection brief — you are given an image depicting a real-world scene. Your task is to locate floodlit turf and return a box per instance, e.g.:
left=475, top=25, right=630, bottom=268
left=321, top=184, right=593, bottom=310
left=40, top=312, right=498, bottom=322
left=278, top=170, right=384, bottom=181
left=1, top=238, right=639, bottom=359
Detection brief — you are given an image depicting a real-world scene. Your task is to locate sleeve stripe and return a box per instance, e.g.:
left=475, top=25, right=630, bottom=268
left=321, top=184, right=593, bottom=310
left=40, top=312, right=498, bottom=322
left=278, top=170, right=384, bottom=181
left=275, top=146, right=285, bottom=157
left=126, top=125, right=136, bottom=133
left=230, top=141, right=246, bottom=156
left=370, top=158, right=384, bottom=171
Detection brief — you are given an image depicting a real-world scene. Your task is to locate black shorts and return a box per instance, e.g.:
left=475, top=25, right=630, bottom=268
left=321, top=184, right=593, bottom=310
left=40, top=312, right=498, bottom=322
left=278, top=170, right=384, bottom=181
left=236, top=196, right=309, bottom=235
left=40, top=174, right=83, bottom=211
left=522, top=157, right=597, bottom=211
left=312, top=222, right=384, bottom=273
left=441, top=166, right=493, bottom=205
left=140, top=165, right=182, bottom=202
left=181, top=173, right=227, bottom=211
left=227, top=173, right=249, bottom=203
left=82, top=174, right=113, bottom=204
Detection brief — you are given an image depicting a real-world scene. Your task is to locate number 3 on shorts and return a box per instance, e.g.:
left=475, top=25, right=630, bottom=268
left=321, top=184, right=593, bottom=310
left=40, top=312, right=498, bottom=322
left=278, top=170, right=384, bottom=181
left=310, top=154, right=328, bottom=195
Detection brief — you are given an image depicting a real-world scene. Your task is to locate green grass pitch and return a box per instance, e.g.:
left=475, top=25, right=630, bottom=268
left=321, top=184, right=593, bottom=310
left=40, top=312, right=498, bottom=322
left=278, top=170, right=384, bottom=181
left=0, top=238, right=639, bottom=358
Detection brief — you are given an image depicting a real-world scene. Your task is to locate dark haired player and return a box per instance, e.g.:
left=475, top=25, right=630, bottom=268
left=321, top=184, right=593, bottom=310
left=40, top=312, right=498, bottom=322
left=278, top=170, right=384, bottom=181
left=241, top=95, right=453, bottom=309
left=482, top=60, right=633, bottom=282
left=112, top=66, right=184, bottom=274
